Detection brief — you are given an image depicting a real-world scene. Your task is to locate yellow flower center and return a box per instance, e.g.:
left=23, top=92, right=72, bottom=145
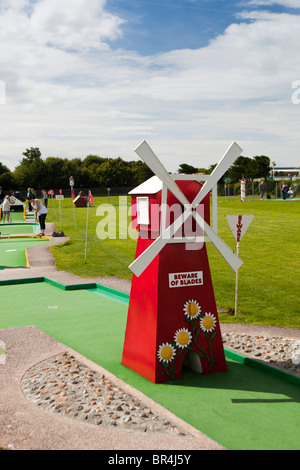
left=202, top=315, right=214, bottom=330
left=160, top=345, right=174, bottom=361
left=186, top=302, right=199, bottom=318
left=176, top=331, right=190, bottom=346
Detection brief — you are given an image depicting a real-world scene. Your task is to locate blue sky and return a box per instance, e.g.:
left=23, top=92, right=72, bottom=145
left=0, top=0, right=299, bottom=173
left=107, top=0, right=294, bottom=54
left=108, top=0, right=240, bottom=54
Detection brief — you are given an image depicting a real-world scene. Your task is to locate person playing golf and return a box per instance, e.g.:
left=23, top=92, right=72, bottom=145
left=27, top=196, right=48, bottom=237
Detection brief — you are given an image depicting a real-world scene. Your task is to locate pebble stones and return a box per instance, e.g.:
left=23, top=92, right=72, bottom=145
left=21, top=336, right=300, bottom=434
left=222, top=333, right=300, bottom=375
left=21, top=352, right=187, bottom=437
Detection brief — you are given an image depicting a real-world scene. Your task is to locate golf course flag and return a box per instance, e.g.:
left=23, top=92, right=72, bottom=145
left=49, top=189, right=57, bottom=218
left=226, top=214, right=254, bottom=315
left=88, top=190, right=94, bottom=205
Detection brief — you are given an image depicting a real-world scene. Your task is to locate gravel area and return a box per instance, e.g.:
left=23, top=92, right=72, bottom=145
left=222, top=331, right=300, bottom=376
left=21, top=351, right=188, bottom=437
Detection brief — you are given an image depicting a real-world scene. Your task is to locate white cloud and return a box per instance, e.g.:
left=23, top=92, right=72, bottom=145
left=0, top=1, right=299, bottom=173
left=30, top=0, right=125, bottom=50
left=0, top=0, right=124, bottom=52
left=246, top=0, right=300, bottom=8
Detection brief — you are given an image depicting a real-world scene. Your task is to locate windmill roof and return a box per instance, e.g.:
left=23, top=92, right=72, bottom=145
left=3, top=196, right=25, bottom=207
left=129, top=176, right=162, bottom=195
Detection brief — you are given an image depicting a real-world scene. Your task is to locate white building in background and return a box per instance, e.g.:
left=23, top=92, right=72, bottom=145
left=270, top=166, right=300, bottom=180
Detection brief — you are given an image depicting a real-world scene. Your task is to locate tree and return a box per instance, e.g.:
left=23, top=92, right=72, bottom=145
left=0, top=163, right=14, bottom=188
left=206, top=164, right=217, bottom=174
left=61, top=158, right=83, bottom=187
left=0, top=162, right=10, bottom=175
left=227, top=156, right=255, bottom=182
left=85, top=163, right=103, bottom=187
left=177, top=163, right=199, bottom=174
left=13, top=147, right=46, bottom=189
left=20, top=147, right=42, bottom=164
left=226, top=155, right=271, bottom=183
left=82, top=155, right=107, bottom=167
left=98, top=158, right=134, bottom=187
left=43, top=157, right=67, bottom=188
left=130, top=160, right=154, bottom=186
left=252, top=156, right=271, bottom=180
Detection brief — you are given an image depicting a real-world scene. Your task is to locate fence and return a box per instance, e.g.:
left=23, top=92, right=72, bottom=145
left=16, top=186, right=134, bottom=200
left=12, top=179, right=300, bottom=202
left=218, top=180, right=300, bottom=199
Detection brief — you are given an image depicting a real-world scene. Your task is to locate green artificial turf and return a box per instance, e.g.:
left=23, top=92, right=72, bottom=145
left=0, top=223, right=39, bottom=235
left=5, top=211, right=25, bottom=223
left=0, top=279, right=299, bottom=450
left=0, top=237, right=49, bottom=268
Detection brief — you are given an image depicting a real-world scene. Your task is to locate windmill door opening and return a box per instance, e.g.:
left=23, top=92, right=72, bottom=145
left=182, top=351, right=203, bottom=374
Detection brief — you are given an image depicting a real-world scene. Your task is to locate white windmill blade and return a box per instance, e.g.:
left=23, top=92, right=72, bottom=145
left=192, top=141, right=243, bottom=208
left=130, top=140, right=243, bottom=276
left=129, top=207, right=193, bottom=277
left=135, top=140, right=190, bottom=207
left=193, top=211, right=243, bottom=272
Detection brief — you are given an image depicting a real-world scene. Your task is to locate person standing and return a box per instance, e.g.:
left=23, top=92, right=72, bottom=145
left=27, top=196, right=48, bottom=236
left=42, top=190, right=48, bottom=207
left=259, top=181, right=264, bottom=200
left=281, top=184, right=288, bottom=200
left=27, top=188, right=34, bottom=211
left=2, top=195, right=11, bottom=223
left=0, top=187, right=5, bottom=205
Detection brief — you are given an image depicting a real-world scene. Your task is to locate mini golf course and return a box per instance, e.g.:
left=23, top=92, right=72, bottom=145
left=0, top=237, right=49, bottom=268
left=0, top=275, right=299, bottom=450
left=0, top=217, right=50, bottom=268
left=0, top=210, right=299, bottom=450
left=0, top=223, right=39, bottom=236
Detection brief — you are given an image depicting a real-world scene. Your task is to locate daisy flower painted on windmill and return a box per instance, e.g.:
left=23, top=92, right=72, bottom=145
left=174, top=328, right=192, bottom=349
left=157, top=342, right=176, bottom=364
left=200, top=313, right=217, bottom=333
left=183, top=299, right=201, bottom=320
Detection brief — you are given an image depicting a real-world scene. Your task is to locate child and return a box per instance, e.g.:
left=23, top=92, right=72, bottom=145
left=2, top=195, right=11, bottom=223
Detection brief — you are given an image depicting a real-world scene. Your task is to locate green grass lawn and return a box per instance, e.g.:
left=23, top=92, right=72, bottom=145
left=46, top=195, right=300, bottom=329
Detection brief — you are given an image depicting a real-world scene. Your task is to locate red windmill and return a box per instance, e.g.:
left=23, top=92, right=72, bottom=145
left=122, top=141, right=243, bottom=383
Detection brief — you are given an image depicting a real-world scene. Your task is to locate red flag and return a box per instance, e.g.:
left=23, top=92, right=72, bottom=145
left=59, top=189, right=62, bottom=194
left=88, top=190, right=94, bottom=205
left=71, top=189, right=75, bottom=199
left=50, top=190, right=54, bottom=196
